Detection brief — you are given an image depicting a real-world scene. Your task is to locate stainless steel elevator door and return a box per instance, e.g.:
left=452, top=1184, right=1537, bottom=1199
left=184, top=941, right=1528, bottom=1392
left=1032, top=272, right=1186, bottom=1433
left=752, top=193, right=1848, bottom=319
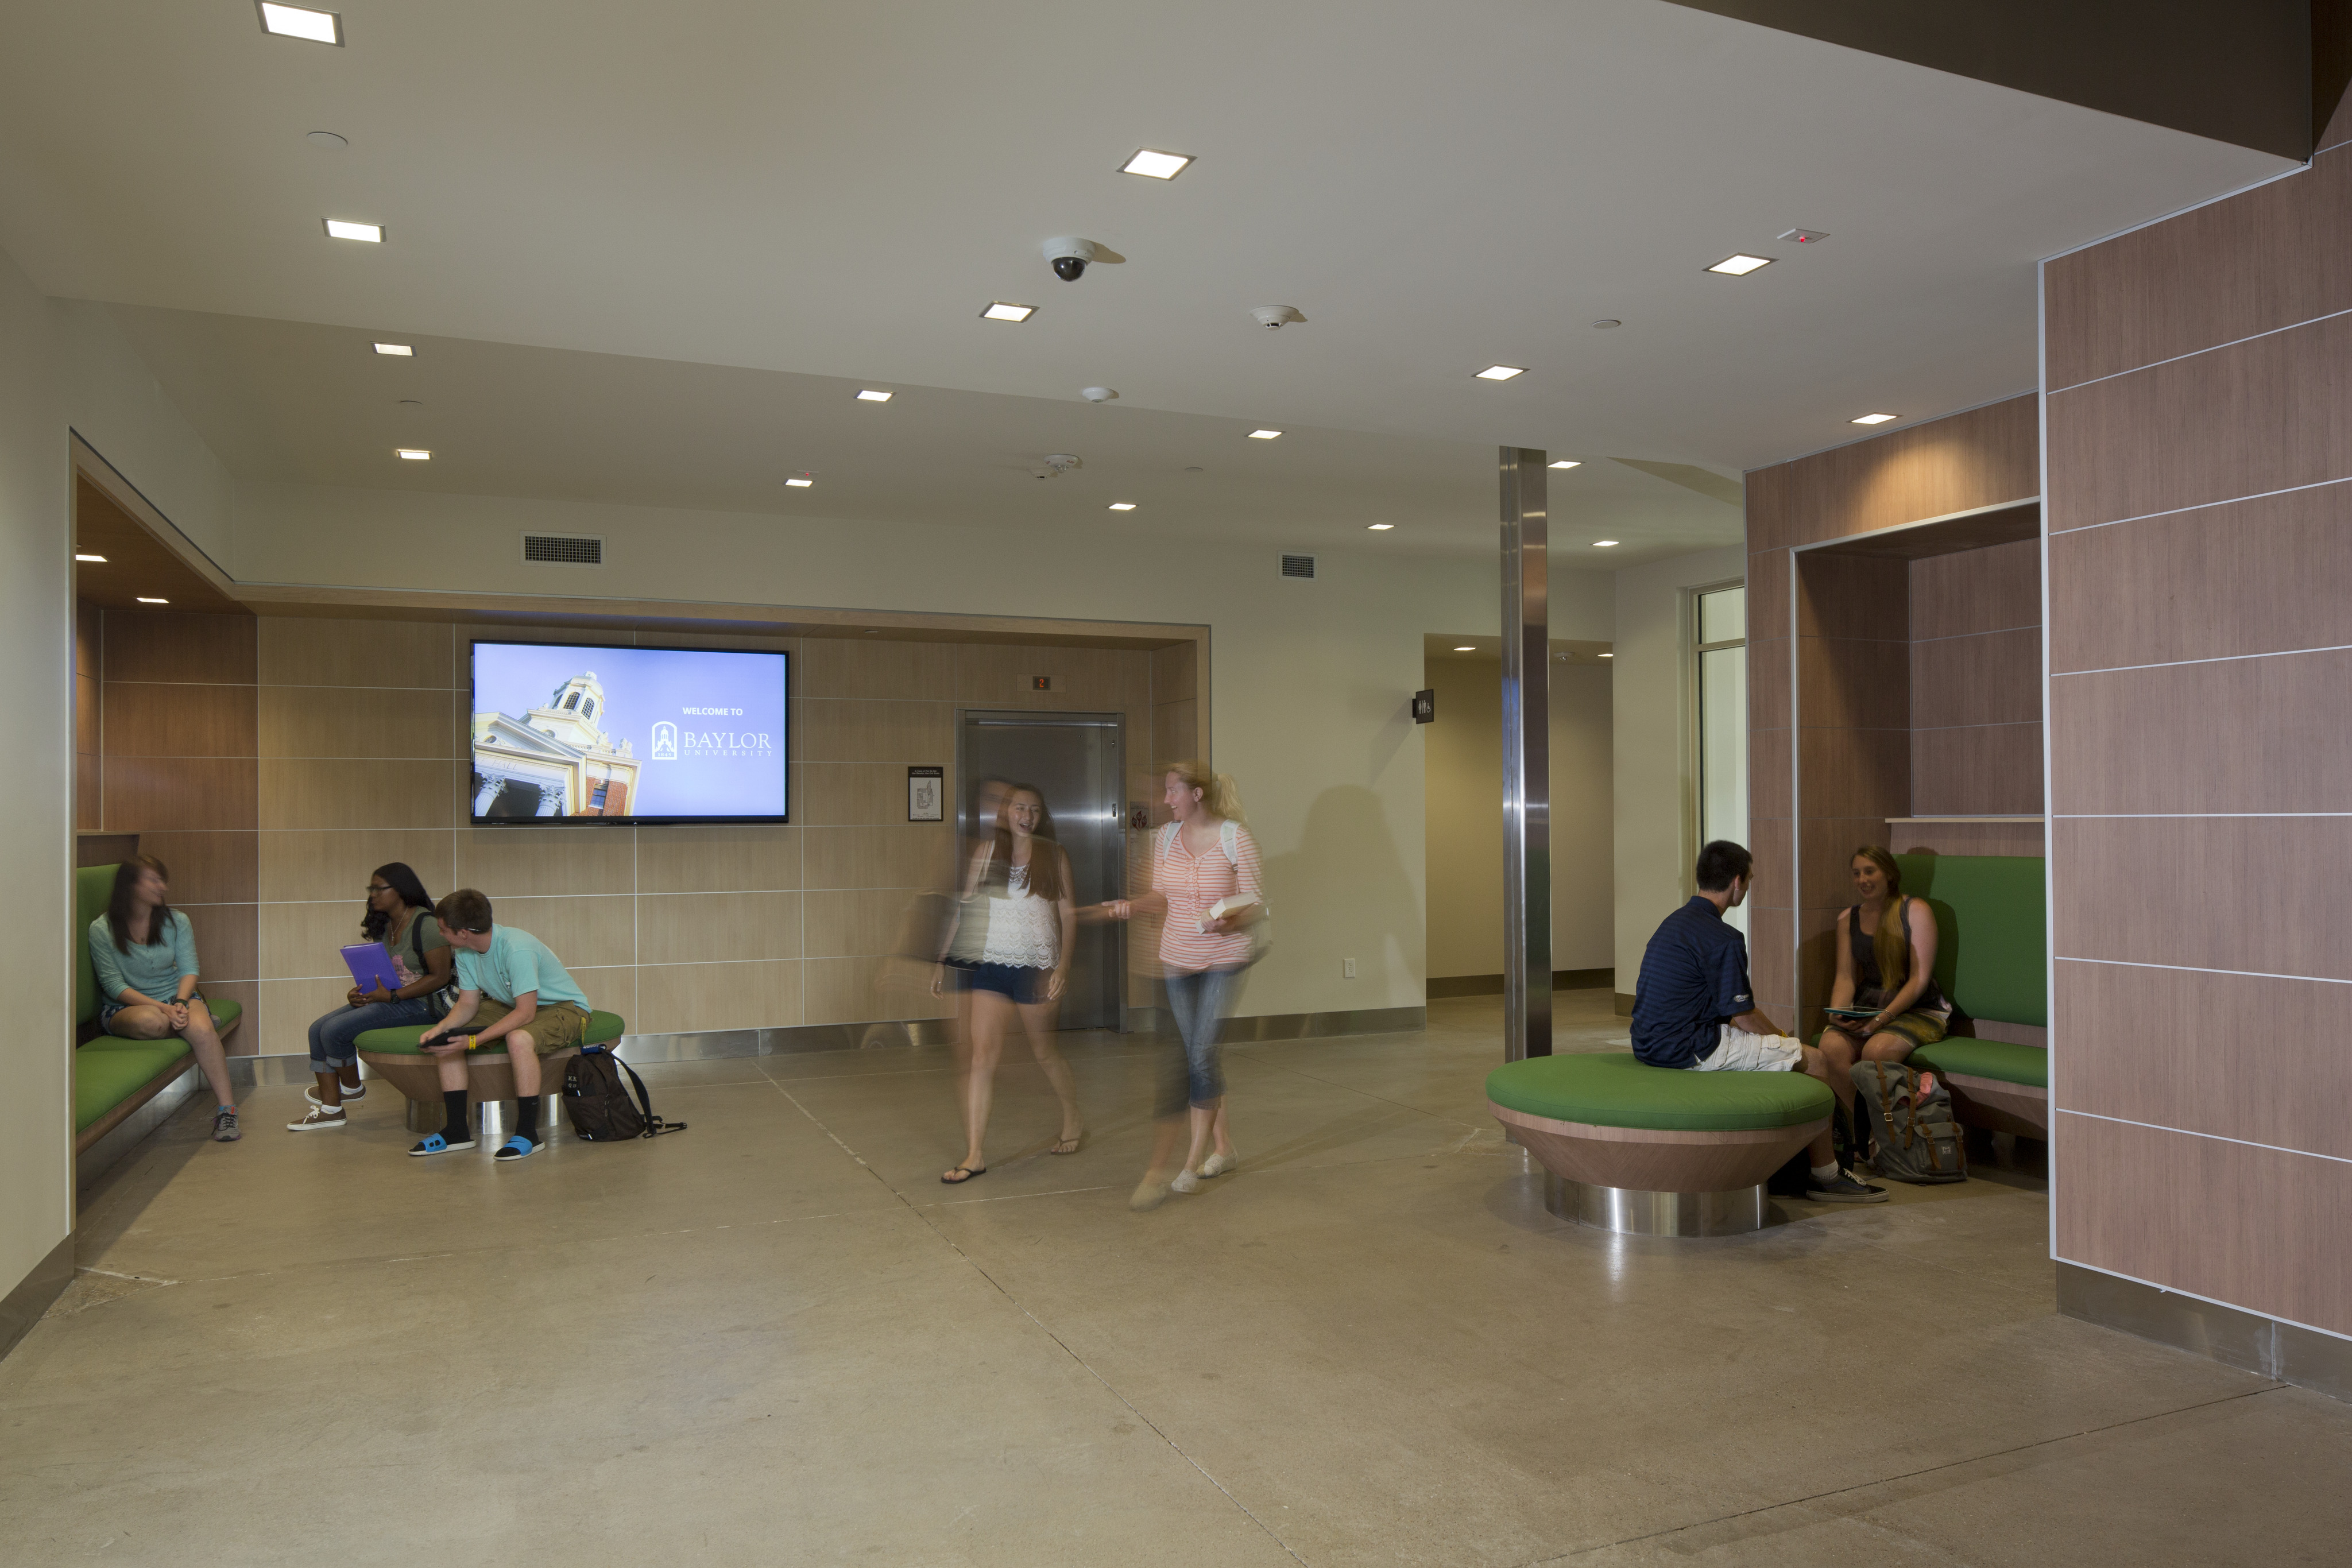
left=957, top=711, right=1126, bottom=1031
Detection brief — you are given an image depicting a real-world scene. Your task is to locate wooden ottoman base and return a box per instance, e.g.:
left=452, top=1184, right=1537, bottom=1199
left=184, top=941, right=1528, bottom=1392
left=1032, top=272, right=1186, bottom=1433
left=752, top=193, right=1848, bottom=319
left=1491, top=1101, right=1828, bottom=1195
left=358, top=1046, right=581, bottom=1117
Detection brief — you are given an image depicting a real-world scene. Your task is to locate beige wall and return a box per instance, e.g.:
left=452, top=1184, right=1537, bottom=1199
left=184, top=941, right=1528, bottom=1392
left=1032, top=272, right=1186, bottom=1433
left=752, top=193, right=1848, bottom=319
left=0, top=245, right=76, bottom=1323
left=225, top=481, right=1585, bottom=1019
left=245, top=617, right=1160, bottom=1051
left=1423, top=655, right=1613, bottom=979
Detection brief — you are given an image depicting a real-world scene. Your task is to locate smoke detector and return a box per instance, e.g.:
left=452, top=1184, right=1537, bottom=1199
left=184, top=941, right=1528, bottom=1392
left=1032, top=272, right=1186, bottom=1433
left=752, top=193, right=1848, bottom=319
left=1032, top=453, right=1083, bottom=479
left=1251, top=305, right=1306, bottom=330
left=1080, top=386, right=1119, bottom=404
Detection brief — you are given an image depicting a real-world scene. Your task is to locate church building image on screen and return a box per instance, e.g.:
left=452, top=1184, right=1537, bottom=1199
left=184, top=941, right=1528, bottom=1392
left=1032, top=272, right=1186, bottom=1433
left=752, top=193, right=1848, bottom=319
left=470, top=671, right=642, bottom=819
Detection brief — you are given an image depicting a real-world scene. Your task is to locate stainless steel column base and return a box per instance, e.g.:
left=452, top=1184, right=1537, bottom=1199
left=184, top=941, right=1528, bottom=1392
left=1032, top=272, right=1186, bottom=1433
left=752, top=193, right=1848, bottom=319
left=1544, top=1175, right=1768, bottom=1236
left=404, top=1097, right=560, bottom=1138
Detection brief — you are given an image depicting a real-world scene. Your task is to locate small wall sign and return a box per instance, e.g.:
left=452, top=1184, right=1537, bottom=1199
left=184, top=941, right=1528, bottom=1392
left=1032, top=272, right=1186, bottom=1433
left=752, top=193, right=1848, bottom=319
left=908, top=766, right=943, bottom=822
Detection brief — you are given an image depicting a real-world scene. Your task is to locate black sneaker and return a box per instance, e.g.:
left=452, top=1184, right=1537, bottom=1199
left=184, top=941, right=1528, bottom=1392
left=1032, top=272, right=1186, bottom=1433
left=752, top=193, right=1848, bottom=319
left=1805, top=1172, right=1888, bottom=1203
left=407, top=1131, right=477, bottom=1157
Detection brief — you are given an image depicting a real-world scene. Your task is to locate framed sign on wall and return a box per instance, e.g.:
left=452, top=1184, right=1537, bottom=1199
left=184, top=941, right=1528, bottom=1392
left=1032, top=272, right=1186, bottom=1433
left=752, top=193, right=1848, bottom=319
left=908, top=766, right=943, bottom=822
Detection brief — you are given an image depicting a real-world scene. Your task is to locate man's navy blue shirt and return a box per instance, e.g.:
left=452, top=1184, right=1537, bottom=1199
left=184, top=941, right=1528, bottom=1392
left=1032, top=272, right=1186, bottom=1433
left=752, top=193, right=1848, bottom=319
left=1628, top=896, right=1753, bottom=1068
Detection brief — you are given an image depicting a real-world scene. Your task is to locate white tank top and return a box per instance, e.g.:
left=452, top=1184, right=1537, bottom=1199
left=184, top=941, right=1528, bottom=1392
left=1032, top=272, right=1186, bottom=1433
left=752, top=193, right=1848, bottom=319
left=978, top=862, right=1060, bottom=969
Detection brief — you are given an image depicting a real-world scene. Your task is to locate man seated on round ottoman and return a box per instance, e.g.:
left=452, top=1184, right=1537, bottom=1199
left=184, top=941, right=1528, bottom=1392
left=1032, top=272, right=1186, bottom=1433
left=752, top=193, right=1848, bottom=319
left=1630, top=840, right=1883, bottom=1204
left=410, top=888, right=594, bottom=1164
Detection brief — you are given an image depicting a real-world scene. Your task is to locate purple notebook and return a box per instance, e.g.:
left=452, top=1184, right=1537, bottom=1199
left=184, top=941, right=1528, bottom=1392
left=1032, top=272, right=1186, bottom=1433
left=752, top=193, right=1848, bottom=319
left=341, top=943, right=401, bottom=992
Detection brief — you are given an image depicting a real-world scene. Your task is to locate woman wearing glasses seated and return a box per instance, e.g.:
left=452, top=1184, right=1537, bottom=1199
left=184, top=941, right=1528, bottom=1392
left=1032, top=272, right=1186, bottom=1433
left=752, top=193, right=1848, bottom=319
left=286, top=862, right=454, bottom=1132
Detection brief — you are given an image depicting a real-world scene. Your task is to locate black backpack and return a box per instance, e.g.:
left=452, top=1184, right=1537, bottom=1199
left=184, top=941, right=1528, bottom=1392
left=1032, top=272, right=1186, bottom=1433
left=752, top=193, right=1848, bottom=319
left=562, top=1047, right=686, bottom=1141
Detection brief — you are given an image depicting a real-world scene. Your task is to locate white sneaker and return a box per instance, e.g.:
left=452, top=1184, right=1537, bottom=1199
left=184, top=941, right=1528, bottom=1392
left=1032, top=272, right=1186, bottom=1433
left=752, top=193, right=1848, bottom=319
left=287, top=1106, right=347, bottom=1132
left=1198, top=1152, right=1237, bottom=1178
left=1170, top=1170, right=1201, bottom=1194
left=305, top=1082, right=366, bottom=1106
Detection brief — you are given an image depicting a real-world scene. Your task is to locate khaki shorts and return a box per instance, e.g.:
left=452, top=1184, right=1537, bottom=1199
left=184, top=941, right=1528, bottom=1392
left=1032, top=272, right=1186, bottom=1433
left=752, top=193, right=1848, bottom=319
left=466, top=997, right=589, bottom=1052
left=1690, top=1025, right=1805, bottom=1073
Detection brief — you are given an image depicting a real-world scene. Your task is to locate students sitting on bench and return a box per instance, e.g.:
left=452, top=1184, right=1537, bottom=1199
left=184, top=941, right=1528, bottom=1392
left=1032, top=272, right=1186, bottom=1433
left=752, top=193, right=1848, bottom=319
left=288, top=862, right=454, bottom=1132
left=90, top=855, right=242, bottom=1143
left=1816, top=846, right=1950, bottom=1100
left=409, top=889, right=593, bottom=1163
left=1628, top=840, right=1883, bottom=1204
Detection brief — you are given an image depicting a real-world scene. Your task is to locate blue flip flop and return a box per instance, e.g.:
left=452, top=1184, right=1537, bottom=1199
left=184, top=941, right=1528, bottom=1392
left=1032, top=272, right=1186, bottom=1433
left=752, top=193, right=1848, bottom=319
left=493, top=1135, right=538, bottom=1162
left=407, top=1131, right=476, bottom=1156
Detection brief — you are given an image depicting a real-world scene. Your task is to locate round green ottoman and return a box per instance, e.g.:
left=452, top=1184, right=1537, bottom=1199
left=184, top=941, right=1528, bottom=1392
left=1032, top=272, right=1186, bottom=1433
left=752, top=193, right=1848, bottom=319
left=356, top=1011, right=626, bottom=1128
left=1487, top=1051, right=1833, bottom=1234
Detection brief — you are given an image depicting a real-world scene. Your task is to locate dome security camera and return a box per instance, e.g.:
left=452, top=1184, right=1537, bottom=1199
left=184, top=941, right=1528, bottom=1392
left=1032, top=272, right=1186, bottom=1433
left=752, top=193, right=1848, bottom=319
left=1045, top=237, right=1099, bottom=281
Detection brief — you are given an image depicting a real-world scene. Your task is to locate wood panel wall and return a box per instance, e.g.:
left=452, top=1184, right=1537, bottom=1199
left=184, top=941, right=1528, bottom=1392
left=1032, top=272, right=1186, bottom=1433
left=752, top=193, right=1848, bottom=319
left=1745, top=396, right=2040, bottom=1032
left=245, top=618, right=1166, bottom=1055
left=98, top=610, right=261, bottom=1042
left=2043, top=126, right=2352, bottom=1337
left=74, top=602, right=100, bottom=831
left=1909, top=538, right=2042, bottom=817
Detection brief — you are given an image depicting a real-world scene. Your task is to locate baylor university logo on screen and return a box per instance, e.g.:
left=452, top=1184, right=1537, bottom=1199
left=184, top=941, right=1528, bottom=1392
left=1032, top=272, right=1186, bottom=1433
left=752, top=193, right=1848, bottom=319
left=651, top=721, right=678, bottom=760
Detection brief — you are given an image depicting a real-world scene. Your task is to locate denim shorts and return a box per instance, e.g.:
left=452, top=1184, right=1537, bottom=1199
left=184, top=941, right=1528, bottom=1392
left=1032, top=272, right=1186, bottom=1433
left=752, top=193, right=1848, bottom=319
left=952, top=961, right=1050, bottom=1005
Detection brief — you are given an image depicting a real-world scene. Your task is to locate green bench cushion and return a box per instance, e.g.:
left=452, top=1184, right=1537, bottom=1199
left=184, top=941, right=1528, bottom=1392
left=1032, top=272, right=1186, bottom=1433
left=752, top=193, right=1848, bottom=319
left=355, top=1011, right=626, bottom=1055
left=74, top=1040, right=192, bottom=1133
left=1486, top=1050, right=1833, bottom=1131
left=75, top=863, right=117, bottom=1028
left=1912, top=1037, right=2048, bottom=1090
left=1894, top=854, right=2046, bottom=1028
left=82, top=999, right=242, bottom=1041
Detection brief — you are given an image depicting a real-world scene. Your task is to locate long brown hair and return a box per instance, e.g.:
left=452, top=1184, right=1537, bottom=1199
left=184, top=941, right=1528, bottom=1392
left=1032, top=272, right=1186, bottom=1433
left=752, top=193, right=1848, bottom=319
left=105, top=854, right=173, bottom=953
left=1853, top=846, right=1909, bottom=991
left=986, top=785, right=1066, bottom=902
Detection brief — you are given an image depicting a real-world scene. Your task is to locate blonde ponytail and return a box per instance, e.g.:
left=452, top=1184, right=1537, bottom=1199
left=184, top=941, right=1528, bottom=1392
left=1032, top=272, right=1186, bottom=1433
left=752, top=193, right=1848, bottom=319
left=1166, top=759, right=1245, bottom=825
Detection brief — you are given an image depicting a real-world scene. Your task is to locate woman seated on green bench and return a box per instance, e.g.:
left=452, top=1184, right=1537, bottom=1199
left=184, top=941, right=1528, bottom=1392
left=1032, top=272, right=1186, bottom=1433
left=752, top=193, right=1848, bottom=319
left=1820, top=846, right=1949, bottom=1081
left=287, top=862, right=454, bottom=1132
left=89, top=854, right=241, bottom=1143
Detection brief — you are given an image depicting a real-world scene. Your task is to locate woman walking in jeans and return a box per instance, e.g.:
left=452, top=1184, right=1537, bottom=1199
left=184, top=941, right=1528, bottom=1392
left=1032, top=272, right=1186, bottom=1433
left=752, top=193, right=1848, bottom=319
left=1091, top=761, right=1263, bottom=1210
left=286, top=862, right=453, bottom=1130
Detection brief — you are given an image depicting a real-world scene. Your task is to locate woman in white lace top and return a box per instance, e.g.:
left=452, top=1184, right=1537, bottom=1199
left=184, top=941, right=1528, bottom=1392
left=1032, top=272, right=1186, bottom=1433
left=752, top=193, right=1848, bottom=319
left=932, top=783, right=1082, bottom=1183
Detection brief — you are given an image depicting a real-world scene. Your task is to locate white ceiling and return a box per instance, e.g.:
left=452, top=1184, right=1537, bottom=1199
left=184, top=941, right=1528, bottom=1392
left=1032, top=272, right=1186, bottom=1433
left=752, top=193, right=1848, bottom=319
left=0, top=0, right=2291, bottom=557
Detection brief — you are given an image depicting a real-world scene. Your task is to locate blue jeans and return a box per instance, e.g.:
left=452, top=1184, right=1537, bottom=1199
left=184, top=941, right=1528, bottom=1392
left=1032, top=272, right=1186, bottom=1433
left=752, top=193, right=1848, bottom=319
left=1163, top=967, right=1241, bottom=1112
left=308, top=996, right=436, bottom=1073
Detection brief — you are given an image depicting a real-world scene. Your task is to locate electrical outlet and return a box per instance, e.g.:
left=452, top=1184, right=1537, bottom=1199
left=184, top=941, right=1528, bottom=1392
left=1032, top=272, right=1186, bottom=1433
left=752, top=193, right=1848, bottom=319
left=1342, top=958, right=1357, bottom=979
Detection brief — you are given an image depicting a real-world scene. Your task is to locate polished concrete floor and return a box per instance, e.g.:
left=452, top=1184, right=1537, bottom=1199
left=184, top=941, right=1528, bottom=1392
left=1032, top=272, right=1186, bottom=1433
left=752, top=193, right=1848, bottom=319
left=7, top=991, right=2349, bottom=1566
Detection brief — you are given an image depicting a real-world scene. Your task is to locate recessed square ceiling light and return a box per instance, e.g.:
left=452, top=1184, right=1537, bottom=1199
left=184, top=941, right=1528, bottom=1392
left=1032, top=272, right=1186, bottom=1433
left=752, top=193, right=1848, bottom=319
left=1108, top=502, right=1137, bottom=511
left=1248, top=429, right=1281, bottom=440
left=1598, top=652, right=1614, bottom=658
left=1548, top=459, right=1581, bottom=470
left=1366, top=523, right=1394, bottom=531
left=324, top=219, right=382, bottom=242
left=258, top=3, right=342, bottom=44
left=75, top=552, right=106, bottom=563
left=1706, top=254, right=1773, bottom=276
left=1121, top=149, right=1193, bottom=180
left=1593, top=539, right=1619, bottom=547
left=137, top=596, right=169, bottom=605
left=981, top=301, right=1035, bottom=322
left=396, top=448, right=430, bottom=460
left=785, top=477, right=814, bottom=487
left=1452, top=645, right=1475, bottom=652
left=1476, top=365, right=1526, bottom=381
left=1851, top=412, right=1898, bottom=424
left=373, top=342, right=413, bottom=357
left=857, top=389, right=892, bottom=402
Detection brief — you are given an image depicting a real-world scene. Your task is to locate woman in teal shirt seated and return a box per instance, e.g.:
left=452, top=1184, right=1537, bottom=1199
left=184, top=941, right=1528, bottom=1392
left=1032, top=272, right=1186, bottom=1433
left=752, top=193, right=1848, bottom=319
left=89, top=855, right=241, bottom=1143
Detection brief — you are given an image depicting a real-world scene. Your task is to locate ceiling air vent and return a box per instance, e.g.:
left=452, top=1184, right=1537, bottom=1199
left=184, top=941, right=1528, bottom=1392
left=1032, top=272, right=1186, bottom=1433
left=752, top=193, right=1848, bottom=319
left=522, top=533, right=604, bottom=566
left=1279, top=552, right=1317, bottom=580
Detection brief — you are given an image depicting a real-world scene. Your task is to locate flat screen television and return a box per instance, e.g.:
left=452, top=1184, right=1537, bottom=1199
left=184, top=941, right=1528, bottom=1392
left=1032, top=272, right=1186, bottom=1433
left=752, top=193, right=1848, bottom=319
left=469, top=640, right=787, bottom=824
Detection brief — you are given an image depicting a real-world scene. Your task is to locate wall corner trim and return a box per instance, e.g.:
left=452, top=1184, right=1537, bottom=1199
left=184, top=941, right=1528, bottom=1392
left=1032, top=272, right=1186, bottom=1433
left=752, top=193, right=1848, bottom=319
left=0, top=1232, right=76, bottom=1365
left=2056, top=1261, right=2352, bottom=1404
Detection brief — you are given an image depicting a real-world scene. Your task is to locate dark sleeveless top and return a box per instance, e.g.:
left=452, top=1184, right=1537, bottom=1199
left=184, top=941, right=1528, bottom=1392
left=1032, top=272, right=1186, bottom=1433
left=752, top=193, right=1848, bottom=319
left=1847, top=898, right=1947, bottom=1015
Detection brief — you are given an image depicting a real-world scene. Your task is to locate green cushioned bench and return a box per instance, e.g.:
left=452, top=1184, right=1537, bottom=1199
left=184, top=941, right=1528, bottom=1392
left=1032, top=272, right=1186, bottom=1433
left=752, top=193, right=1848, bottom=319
left=355, top=1011, right=627, bottom=1129
left=1486, top=1051, right=1833, bottom=1229
left=72, top=863, right=242, bottom=1166
left=1887, top=854, right=2049, bottom=1137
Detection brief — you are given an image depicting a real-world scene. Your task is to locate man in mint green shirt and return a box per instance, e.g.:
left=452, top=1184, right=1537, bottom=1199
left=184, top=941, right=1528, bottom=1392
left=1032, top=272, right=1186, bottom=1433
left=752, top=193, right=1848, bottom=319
left=412, top=888, right=593, bottom=1163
